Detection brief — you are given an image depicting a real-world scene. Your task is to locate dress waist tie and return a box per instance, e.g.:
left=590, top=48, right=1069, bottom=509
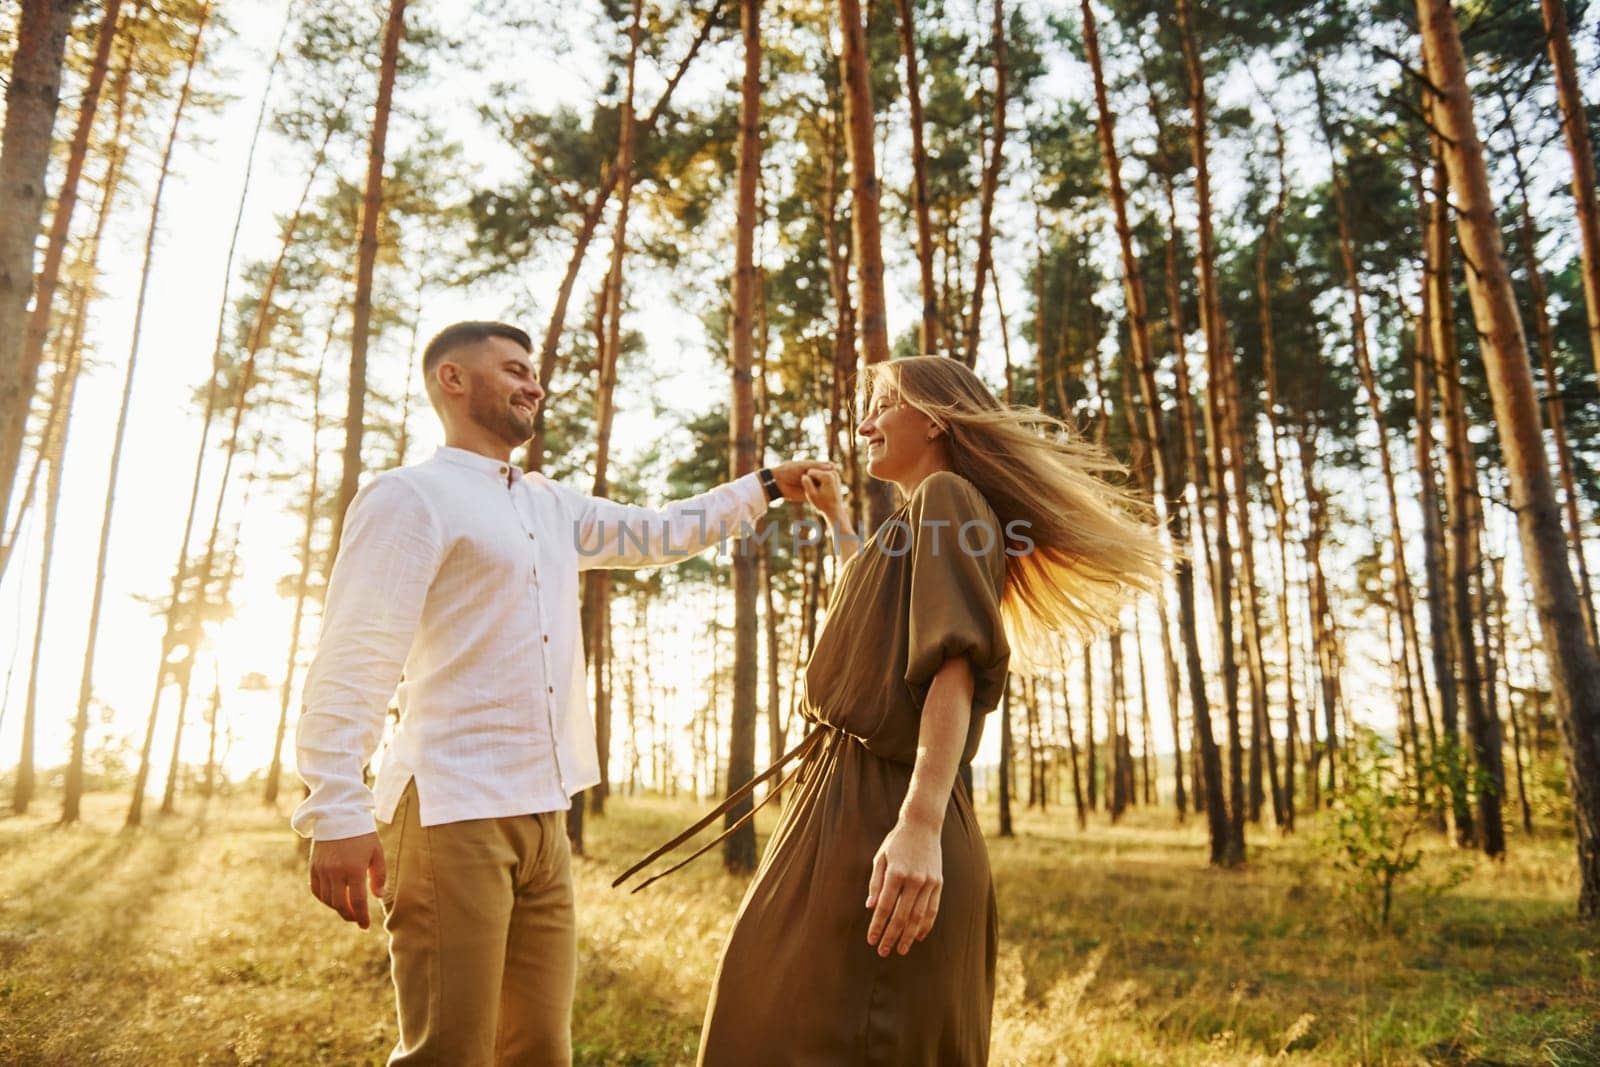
left=611, top=724, right=827, bottom=894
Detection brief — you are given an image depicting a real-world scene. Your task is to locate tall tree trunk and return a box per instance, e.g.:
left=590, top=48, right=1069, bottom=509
left=1057, top=648, right=1088, bottom=830
left=578, top=1, right=643, bottom=835
left=576, top=576, right=607, bottom=847
left=1476, top=536, right=1507, bottom=824
left=893, top=0, right=938, bottom=354
left=941, top=210, right=965, bottom=360
left=1500, top=106, right=1598, bottom=646
left=1, top=0, right=120, bottom=572
left=330, top=0, right=406, bottom=559
left=12, top=282, right=88, bottom=814
left=129, top=28, right=292, bottom=823
left=1418, top=0, right=1600, bottom=909
left=1294, top=414, right=1340, bottom=808
left=1211, top=279, right=1273, bottom=829
left=998, top=677, right=1014, bottom=837
left=1158, top=155, right=1222, bottom=836
left=1082, top=0, right=1190, bottom=824
left=1309, top=65, right=1430, bottom=791
left=712, top=574, right=725, bottom=797
left=761, top=551, right=783, bottom=787
left=724, top=0, right=762, bottom=875
left=1108, top=628, right=1128, bottom=821
left=1087, top=334, right=1117, bottom=814
left=1033, top=680, right=1050, bottom=809
left=9, top=20, right=138, bottom=815
left=1410, top=162, right=1450, bottom=822
left=1539, top=0, right=1600, bottom=385
left=993, top=247, right=1017, bottom=405
left=1158, top=585, right=1187, bottom=818
left=1155, top=160, right=1219, bottom=613
left=201, top=672, right=222, bottom=799
left=523, top=3, right=721, bottom=472
left=158, top=657, right=197, bottom=815
left=1256, top=127, right=1300, bottom=830
left=1134, top=622, right=1155, bottom=805
left=1313, top=418, right=1349, bottom=796
left=394, top=275, right=423, bottom=466
left=818, top=88, right=860, bottom=514
left=790, top=549, right=816, bottom=743
left=1492, top=555, right=1534, bottom=835
left=961, top=0, right=1007, bottom=369
left=163, top=375, right=275, bottom=816
left=1083, top=641, right=1097, bottom=811
left=1175, top=0, right=1243, bottom=866
left=79, top=2, right=210, bottom=826
left=0, top=0, right=77, bottom=534
left=1024, top=677, right=1040, bottom=808
left=196, top=496, right=257, bottom=804
left=266, top=327, right=334, bottom=805
left=624, top=621, right=639, bottom=796
left=837, top=0, right=895, bottom=529
left=1426, top=130, right=1488, bottom=850
left=756, top=265, right=786, bottom=801
left=157, top=128, right=334, bottom=821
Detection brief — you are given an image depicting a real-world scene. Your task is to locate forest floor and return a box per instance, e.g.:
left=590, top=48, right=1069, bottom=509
left=1, top=788, right=1596, bottom=1065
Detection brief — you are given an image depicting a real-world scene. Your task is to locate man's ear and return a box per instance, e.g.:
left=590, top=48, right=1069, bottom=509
left=435, top=360, right=465, bottom=397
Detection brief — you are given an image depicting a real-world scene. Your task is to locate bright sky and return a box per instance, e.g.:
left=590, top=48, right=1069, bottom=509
left=1, top=0, right=1585, bottom=802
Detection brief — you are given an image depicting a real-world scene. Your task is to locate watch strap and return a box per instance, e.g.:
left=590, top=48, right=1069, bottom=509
left=757, top=467, right=782, bottom=503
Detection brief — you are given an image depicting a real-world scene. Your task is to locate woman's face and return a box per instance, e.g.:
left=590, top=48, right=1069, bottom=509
left=858, top=381, right=940, bottom=483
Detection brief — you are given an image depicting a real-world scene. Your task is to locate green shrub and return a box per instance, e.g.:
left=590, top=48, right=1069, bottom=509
left=1318, top=727, right=1471, bottom=930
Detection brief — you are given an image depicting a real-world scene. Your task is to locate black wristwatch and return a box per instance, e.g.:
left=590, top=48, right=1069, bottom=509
left=757, top=467, right=782, bottom=503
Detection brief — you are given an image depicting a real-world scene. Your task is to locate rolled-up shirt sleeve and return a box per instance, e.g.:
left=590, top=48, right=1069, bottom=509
left=565, top=472, right=769, bottom=570
left=291, top=476, right=444, bottom=841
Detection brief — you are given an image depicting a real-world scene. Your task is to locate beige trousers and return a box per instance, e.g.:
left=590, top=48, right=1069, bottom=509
left=377, top=780, right=576, bottom=1066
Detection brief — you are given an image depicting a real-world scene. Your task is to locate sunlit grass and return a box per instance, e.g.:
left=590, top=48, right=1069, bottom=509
left=0, top=791, right=1595, bottom=1064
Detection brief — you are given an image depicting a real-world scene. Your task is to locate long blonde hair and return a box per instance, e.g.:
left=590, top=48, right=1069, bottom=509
left=862, top=356, right=1170, bottom=669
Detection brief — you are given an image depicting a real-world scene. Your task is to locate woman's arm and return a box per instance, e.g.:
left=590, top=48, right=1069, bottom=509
left=802, top=469, right=861, bottom=561
left=865, top=654, right=974, bottom=957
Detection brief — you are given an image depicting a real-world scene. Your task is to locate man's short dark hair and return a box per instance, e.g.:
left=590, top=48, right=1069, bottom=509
left=421, top=321, right=532, bottom=374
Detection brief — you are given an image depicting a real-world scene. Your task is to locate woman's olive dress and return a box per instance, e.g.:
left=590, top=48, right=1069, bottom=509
left=699, top=471, right=1012, bottom=1066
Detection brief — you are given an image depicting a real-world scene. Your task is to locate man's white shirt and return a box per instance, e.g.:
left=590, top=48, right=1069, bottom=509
left=292, top=445, right=770, bottom=842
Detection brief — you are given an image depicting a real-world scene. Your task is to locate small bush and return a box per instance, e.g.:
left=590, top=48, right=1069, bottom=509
left=1318, top=727, right=1471, bottom=931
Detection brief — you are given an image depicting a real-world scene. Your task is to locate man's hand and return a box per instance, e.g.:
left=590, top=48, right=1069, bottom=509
left=769, top=460, right=836, bottom=502
left=309, top=832, right=386, bottom=929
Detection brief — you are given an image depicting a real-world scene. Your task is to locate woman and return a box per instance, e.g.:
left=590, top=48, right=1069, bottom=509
left=619, top=356, right=1167, bottom=1064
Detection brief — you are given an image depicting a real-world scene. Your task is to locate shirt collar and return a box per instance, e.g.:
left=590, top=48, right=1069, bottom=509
left=434, top=445, right=523, bottom=485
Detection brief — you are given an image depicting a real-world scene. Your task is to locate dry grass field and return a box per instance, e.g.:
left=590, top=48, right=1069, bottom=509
left=1, top=789, right=1596, bottom=1065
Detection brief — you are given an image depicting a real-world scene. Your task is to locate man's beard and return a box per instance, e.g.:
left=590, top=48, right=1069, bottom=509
left=471, top=390, right=536, bottom=446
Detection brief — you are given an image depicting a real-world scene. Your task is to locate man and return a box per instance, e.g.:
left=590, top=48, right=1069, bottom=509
left=292, top=320, right=828, bottom=1065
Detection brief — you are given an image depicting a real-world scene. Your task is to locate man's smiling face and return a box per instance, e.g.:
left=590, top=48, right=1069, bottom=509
left=458, top=335, right=545, bottom=447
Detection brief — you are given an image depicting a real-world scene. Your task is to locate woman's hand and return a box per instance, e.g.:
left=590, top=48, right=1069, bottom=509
left=801, top=468, right=846, bottom=524
left=802, top=468, right=859, bottom=560
left=769, top=459, right=836, bottom=501
left=865, top=817, right=943, bottom=957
